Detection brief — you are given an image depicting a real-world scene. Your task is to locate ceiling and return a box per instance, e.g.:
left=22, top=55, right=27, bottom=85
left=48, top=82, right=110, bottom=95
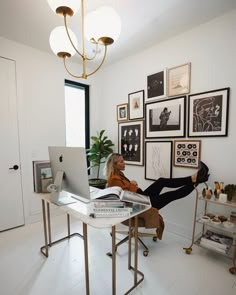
left=1, top=0, right=236, bottom=67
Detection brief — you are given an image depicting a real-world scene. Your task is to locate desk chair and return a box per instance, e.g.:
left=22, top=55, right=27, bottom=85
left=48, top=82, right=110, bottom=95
left=113, top=208, right=164, bottom=256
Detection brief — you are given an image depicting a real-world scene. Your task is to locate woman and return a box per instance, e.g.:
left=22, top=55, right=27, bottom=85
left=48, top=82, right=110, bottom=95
left=104, top=153, right=209, bottom=210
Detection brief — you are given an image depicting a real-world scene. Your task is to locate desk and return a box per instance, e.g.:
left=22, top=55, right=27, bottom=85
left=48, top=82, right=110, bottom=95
left=39, top=194, right=151, bottom=295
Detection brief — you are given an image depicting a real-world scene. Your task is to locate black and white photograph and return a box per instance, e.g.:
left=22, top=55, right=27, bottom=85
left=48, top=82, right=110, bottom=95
left=145, top=141, right=172, bottom=180
left=173, top=140, right=201, bottom=168
left=145, top=96, right=186, bottom=138
left=167, top=63, right=191, bottom=97
left=118, top=121, right=143, bottom=166
left=188, top=88, right=230, bottom=137
left=128, top=90, right=144, bottom=120
left=146, top=70, right=166, bottom=102
left=117, top=103, right=128, bottom=122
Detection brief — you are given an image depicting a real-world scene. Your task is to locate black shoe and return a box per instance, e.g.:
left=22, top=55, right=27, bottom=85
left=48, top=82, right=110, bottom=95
left=196, top=161, right=209, bottom=183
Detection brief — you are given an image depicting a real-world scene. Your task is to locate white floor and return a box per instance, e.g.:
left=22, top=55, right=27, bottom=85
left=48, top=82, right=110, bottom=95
left=0, top=214, right=235, bottom=295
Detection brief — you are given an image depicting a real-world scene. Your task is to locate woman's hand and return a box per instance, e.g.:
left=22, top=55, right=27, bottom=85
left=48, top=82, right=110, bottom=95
left=130, top=180, right=138, bottom=186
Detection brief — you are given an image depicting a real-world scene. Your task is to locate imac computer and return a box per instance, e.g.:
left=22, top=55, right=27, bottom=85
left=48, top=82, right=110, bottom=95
left=48, top=146, right=97, bottom=205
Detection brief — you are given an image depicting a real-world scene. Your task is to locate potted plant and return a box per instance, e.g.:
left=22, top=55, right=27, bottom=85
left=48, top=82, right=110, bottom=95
left=87, top=130, right=114, bottom=188
left=224, top=184, right=236, bottom=202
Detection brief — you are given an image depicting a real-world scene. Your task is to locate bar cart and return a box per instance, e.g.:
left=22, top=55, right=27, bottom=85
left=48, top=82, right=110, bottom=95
left=183, top=188, right=236, bottom=275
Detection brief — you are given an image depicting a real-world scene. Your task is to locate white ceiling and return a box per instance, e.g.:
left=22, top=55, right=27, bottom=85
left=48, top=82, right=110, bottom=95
left=1, top=0, right=236, bottom=66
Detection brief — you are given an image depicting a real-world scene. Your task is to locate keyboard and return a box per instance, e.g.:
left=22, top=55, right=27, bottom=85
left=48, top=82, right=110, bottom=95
left=90, top=211, right=131, bottom=218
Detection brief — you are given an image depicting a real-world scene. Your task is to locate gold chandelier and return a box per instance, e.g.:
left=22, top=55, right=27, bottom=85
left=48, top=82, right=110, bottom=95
left=47, top=0, right=121, bottom=79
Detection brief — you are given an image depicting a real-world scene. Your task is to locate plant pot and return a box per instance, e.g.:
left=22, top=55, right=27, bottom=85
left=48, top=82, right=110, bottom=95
left=89, top=178, right=107, bottom=189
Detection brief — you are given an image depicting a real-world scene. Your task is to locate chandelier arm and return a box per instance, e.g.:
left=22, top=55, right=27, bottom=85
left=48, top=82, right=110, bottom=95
left=86, top=46, right=108, bottom=77
left=63, top=57, right=84, bottom=79
left=85, top=42, right=100, bottom=61
left=63, top=14, right=83, bottom=59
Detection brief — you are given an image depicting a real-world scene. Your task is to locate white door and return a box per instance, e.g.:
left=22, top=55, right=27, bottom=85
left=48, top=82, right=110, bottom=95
left=0, top=57, right=24, bottom=231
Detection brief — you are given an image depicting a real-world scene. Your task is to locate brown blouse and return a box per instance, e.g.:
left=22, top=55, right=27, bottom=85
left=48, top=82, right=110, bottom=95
left=107, top=172, right=138, bottom=192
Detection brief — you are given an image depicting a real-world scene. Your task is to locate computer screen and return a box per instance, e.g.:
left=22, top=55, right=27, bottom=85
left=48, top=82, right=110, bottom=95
left=48, top=146, right=92, bottom=204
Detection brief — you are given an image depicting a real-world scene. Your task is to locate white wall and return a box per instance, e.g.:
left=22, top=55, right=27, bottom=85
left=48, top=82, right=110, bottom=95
left=0, top=9, right=236, bottom=238
left=0, top=37, right=98, bottom=223
left=94, top=10, right=236, bottom=238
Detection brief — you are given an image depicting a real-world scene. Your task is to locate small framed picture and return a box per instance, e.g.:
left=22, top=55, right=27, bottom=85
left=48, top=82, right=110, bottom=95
left=146, top=70, right=166, bottom=102
left=128, top=90, right=144, bottom=120
left=145, top=96, right=186, bottom=138
left=145, top=141, right=172, bottom=180
left=117, top=103, right=128, bottom=122
left=188, top=88, right=230, bottom=137
left=173, top=140, right=201, bottom=168
left=118, top=121, right=144, bottom=166
left=167, top=63, right=191, bottom=97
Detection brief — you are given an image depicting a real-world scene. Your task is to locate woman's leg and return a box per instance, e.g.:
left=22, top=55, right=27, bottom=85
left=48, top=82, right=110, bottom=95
left=149, top=184, right=195, bottom=210
left=143, top=176, right=193, bottom=196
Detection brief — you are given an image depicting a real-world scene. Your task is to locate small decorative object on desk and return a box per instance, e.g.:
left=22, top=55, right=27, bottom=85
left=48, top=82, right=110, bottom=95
left=202, top=184, right=213, bottom=199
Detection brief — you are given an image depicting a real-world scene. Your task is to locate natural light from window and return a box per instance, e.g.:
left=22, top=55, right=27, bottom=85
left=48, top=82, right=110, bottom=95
left=65, top=85, right=85, bottom=147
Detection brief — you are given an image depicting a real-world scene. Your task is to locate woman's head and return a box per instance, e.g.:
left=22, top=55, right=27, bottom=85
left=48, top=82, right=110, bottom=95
left=104, top=153, right=125, bottom=179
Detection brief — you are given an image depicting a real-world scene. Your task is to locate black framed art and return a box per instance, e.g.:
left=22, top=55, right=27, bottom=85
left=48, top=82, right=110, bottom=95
left=128, top=90, right=144, bottom=120
left=145, top=141, right=172, bottom=180
left=145, top=96, right=186, bottom=138
left=188, top=88, right=230, bottom=137
left=118, top=121, right=144, bottom=166
left=146, top=70, right=166, bottom=102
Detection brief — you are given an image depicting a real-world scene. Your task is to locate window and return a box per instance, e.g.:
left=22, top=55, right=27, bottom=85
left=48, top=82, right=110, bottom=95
left=64, top=80, right=90, bottom=150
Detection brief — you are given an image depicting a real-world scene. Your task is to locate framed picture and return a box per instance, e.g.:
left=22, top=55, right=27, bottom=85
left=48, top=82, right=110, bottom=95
left=128, top=90, right=144, bottom=120
left=145, top=96, right=186, bottom=138
left=146, top=70, right=166, bottom=102
left=145, top=141, right=172, bottom=180
left=33, top=161, right=52, bottom=193
left=117, top=103, right=128, bottom=122
left=167, top=63, right=191, bottom=97
left=173, top=140, right=201, bottom=168
left=118, top=121, right=144, bottom=166
left=188, top=88, right=230, bottom=137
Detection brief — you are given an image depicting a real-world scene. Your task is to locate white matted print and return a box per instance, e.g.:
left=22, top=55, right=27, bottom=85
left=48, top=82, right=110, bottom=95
left=145, top=96, right=186, bottom=138
left=128, top=90, right=144, bottom=120
left=145, top=141, right=172, bottom=180
left=167, top=63, right=191, bottom=97
left=117, top=103, right=128, bottom=122
left=146, top=70, right=166, bottom=102
left=173, top=140, right=201, bottom=168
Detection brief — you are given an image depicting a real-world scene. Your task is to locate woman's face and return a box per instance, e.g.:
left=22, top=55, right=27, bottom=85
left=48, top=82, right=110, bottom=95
left=115, top=156, right=125, bottom=171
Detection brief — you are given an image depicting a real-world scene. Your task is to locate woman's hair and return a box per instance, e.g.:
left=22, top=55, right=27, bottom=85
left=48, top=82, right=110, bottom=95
left=104, top=153, right=122, bottom=179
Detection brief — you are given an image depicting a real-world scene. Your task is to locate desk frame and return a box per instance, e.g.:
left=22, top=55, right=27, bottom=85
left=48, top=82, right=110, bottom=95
left=40, top=199, right=146, bottom=295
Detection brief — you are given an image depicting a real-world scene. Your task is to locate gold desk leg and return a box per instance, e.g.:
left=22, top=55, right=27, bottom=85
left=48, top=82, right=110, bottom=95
left=128, top=219, right=132, bottom=270
left=83, top=222, right=90, bottom=295
left=112, top=225, right=116, bottom=295
left=40, top=201, right=83, bottom=258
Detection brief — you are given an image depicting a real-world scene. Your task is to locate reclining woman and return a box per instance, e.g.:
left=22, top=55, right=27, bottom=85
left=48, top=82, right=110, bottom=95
left=104, top=153, right=209, bottom=210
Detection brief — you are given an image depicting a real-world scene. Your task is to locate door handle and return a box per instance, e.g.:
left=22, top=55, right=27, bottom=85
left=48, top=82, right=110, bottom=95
left=9, top=165, right=19, bottom=170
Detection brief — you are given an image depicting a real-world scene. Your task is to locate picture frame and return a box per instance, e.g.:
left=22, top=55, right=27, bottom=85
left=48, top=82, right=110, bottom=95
left=145, top=96, right=186, bottom=138
left=173, top=140, right=201, bottom=168
left=145, top=141, right=172, bottom=180
left=33, top=161, right=52, bottom=193
left=167, top=63, right=191, bottom=97
left=118, top=121, right=144, bottom=166
left=146, top=70, right=166, bottom=102
left=188, top=88, right=230, bottom=137
left=128, top=90, right=144, bottom=120
left=117, top=103, right=128, bottom=122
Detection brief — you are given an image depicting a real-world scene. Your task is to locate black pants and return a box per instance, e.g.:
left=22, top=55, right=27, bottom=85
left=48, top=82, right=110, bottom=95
left=138, top=176, right=194, bottom=210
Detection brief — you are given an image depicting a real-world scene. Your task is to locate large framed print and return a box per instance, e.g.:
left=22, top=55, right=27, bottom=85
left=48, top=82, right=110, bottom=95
left=167, top=63, right=191, bottom=97
left=145, top=141, right=172, bottom=180
left=145, top=96, right=186, bottom=138
left=118, top=121, right=144, bottom=166
left=188, top=88, right=230, bottom=137
left=128, top=90, right=144, bottom=120
left=146, top=70, right=166, bottom=102
left=173, top=140, right=201, bottom=168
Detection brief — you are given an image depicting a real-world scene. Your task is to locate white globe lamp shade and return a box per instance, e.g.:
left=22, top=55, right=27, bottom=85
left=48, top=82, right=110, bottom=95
left=49, top=26, right=78, bottom=57
left=85, top=6, right=121, bottom=43
left=47, top=0, right=80, bottom=15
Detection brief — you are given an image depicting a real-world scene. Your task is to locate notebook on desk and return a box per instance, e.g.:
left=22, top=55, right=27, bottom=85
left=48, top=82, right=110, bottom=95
left=48, top=146, right=101, bottom=206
